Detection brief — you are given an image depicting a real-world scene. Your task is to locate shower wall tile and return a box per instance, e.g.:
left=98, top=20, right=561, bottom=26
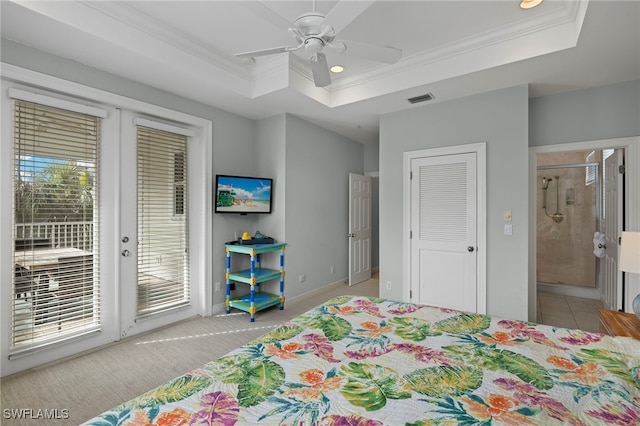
left=537, top=151, right=599, bottom=288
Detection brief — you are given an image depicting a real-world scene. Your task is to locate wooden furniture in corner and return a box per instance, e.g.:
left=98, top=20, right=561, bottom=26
left=598, top=308, right=640, bottom=340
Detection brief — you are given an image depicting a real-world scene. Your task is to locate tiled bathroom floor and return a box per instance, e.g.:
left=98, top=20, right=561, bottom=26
left=536, top=292, right=603, bottom=333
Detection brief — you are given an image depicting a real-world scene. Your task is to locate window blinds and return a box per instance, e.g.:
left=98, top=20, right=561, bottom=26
left=136, top=126, right=190, bottom=316
left=12, top=100, right=101, bottom=351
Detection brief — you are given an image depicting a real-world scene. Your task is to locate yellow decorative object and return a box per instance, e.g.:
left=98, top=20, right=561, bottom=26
left=241, top=231, right=252, bottom=240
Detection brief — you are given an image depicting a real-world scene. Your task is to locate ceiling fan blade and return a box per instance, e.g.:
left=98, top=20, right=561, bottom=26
left=324, top=0, right=374, bottom=35
left=239, top=1, right=291, bottom=30
left=235, top=46, right=293, bottom=60
left=310, top=53, right=331, bottom=87
left=336, top=40, right=402, bottom=64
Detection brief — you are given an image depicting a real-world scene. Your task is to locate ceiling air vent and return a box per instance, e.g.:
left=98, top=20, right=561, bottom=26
left=408, top=93, right=434, bottom=104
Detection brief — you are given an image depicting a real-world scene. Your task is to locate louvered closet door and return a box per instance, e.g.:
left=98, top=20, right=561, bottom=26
left=410, top=153, right=477, bottom=312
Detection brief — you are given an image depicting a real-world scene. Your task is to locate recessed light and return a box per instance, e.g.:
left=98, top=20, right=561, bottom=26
left=330, top=65, right=344, bottom=73
left=520, top=0, right=543, bottom=9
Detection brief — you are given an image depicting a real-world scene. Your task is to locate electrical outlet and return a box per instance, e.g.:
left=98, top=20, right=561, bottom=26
left=215, top=282, right=220, bottom=292
left=299, top=274, right=306, bottom=283
left=504, top=224, right=513, bottom=236
left=386, top=281, right=392, bottom=290
left=330, top=265, right=334, bottom=274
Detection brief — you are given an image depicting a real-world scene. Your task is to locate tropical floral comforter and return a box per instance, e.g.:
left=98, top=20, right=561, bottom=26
left=85, top=296, right=640, bottom=425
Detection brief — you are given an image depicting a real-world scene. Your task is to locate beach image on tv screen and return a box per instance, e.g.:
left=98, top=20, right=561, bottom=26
left=216, top=176, right=271, bottom=213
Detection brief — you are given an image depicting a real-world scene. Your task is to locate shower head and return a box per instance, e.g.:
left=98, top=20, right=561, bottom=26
left=542, top=177, right=551, bottom=190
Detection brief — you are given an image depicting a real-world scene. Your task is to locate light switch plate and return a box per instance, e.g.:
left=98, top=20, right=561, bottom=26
left=503, top=210, right=512, bottom=222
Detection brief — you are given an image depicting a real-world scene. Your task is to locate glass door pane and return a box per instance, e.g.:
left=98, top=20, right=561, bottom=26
left=11, top=100, right=100, bottom=352
left=136, top=126, right=190, bottom=317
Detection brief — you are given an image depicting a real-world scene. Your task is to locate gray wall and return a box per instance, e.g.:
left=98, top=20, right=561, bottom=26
left=530, top=80, right=640, bottom=146
left=283, top=114, right=364, bottom=299
left=379, top=85, right=529, bottom=320
left=256, top=115, right=287, bottom=244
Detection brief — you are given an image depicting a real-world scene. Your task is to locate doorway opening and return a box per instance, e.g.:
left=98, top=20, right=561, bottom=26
left=535, top=150, right=609, bottom=300
left=532, top=143, right=626, bottom=328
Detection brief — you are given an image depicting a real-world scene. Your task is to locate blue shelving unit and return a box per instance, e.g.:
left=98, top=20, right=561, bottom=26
left=224, top=242, right=286, bottom=321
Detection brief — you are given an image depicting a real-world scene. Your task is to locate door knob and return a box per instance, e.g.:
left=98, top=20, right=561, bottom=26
left=467, top=246, right=475, bottom=252
left=121, top=249, right=130, bottom=257
left=122, top=236, right=129, bottom=243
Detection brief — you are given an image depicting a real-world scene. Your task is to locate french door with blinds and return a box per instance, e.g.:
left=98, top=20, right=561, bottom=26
left=119, top=113, right=196, bottom=337
left=3, top=79, right=207, bottom=375
left=10, top=96, right=105, bottom=356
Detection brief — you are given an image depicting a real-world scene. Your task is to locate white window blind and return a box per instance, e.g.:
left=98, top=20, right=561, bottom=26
left=585, top=151, right=596, bottom=186
left=136, top=126, right=190, bottom=316
left=12, top=100, right=101, bottom=352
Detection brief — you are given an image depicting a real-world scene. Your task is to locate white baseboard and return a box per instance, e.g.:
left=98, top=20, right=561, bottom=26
left=537, top=282, right=601, bottom=300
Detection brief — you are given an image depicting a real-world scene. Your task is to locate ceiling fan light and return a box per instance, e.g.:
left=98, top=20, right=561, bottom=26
left=520, top=0, right=543, bottom=9
left=304, top=37, right=324, bottom=53
left=294, top=12, right=326, bottom=36
left=330, top=65, right=344, bottom=73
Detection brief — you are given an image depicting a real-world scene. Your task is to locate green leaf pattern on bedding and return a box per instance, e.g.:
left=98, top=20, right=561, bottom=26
left=404, top=366, right=483, bottom=397
left=85, top=295, right=640, bottom=426
left=339, top=362, right=412, bottom=410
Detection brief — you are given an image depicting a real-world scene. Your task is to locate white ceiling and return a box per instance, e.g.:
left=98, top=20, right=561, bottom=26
left=2, top=1, right=639, bottom=144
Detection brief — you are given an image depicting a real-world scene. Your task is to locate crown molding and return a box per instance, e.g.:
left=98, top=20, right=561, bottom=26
left=331, top=0, right=589, bottom=94
left=81, top=1, right=250, bottom=78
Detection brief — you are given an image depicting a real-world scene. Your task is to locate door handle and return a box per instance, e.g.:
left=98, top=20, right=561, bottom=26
left=121, top=249, right=130, bottom=257
left=467, top=246, right=475, bottom=252
left=122, top=236, right=129, bottom=243
left=347, top=233, right=356, bottom=238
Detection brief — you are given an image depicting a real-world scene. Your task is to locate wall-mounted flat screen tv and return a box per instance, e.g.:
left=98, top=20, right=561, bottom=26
left=214, top=174, right=273, bottom=214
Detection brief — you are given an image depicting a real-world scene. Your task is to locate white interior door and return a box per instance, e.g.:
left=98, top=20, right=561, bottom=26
left=410, top=153, right=477, bottom=312
left=348, top=173, right=372, bottom=286
left=601, top=150, right=623, bottom=310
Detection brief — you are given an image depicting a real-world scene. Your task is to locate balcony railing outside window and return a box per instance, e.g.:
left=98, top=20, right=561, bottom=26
left=15, top=222, right=94, bottom=251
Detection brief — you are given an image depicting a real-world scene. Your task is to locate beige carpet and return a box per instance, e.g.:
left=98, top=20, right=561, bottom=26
left=1, top=275, right=379, bottom=425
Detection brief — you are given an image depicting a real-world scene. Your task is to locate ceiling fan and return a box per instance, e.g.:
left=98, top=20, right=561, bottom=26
left=235, top=2, right=402, bottom=88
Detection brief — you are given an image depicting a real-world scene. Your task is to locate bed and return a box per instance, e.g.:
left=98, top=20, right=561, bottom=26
left=84, top=295, right=640, bottom=425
